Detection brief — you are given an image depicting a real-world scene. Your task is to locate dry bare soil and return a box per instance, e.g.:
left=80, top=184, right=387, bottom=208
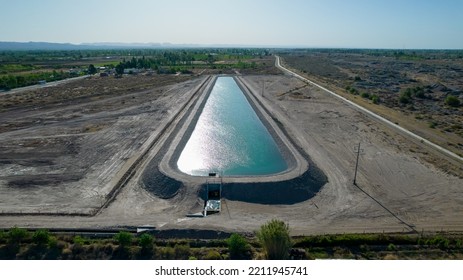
left=0, top=74, right=198, bottom=214
left=0, top=67, right=462, bottom=236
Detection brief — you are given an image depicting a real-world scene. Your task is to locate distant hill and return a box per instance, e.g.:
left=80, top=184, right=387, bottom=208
left=0, top=41, right=91, bottom=51
left=0, top=41, right=192, bottom=51
left=0, top=41, right=277, bottom=51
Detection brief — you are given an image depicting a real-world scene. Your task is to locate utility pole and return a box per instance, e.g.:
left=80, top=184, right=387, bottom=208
left=353, top=142, right=363, bottom=185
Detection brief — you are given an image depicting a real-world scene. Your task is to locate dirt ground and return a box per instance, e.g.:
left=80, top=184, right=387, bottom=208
left=0, top=74, right=203, bottom=214
left=0, top=71, right=462, bottom=236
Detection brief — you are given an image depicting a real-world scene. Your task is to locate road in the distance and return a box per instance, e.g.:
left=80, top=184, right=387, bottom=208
left=275, top=55, right=463, bottom=164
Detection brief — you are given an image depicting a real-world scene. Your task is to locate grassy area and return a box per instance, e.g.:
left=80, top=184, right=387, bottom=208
left=0, top=64, right=37, bottom=74
left=1, top=227, right=462, bottom=260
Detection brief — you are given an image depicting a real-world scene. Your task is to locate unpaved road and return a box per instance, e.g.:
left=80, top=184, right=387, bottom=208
left=0, top=71, right=462, bottom=236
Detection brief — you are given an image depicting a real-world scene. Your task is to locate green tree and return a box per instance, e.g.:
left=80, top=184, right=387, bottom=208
left=138, top=233, right=154, bottom=250
left=115, top=63, right=124, bottom=76
left=114, top=231, right=132, bottom=248
left=6, top=75, right=17, bottom=89
left=88, top=64, right=97, bottom=75
left=256, top=219, right=291, bottom=260
left=445, top=95, right=460, bottom=107
left=227, top=233, right=250, bottom=259
left=138, top=233, right=154, bottom=258
left=207, top=54, right=215, bottom=65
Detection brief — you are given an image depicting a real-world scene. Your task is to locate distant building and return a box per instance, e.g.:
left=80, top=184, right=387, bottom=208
left=123, top=68, right=139, bottom=74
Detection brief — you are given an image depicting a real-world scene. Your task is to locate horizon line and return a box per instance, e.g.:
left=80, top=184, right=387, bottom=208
left=1, top=41, right=462, bottom=51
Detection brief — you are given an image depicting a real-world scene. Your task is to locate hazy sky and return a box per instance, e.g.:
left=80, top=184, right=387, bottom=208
left=1, top=0, right=462, bottom=49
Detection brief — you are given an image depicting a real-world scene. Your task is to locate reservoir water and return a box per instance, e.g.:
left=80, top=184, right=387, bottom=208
left=177, top=77, right=288, bottom=176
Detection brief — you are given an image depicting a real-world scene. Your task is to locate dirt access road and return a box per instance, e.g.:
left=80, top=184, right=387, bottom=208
left=0, top=70, right=462, bottom=236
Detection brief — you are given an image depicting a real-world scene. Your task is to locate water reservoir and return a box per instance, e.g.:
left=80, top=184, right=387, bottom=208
left=177, top=77, right=288, bottom=176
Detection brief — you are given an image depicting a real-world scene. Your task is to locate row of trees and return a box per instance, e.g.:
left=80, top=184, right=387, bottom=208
left=0, top=70, right=74, bottom=90
left=0, top=48, right=269, bottom=63
left=113, top=55, right=258, bottom=76
left=113, top=53, right=211, bottom=75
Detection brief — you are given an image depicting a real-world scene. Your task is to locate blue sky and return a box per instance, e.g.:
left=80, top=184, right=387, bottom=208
left=1, top=0, right=462, bottom=49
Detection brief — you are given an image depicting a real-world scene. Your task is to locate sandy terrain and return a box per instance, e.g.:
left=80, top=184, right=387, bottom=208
left=0, top=71, right=462, bottom=236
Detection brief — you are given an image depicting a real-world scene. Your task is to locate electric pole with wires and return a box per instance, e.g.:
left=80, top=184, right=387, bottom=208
left=353, top=142, right=364, bottom=185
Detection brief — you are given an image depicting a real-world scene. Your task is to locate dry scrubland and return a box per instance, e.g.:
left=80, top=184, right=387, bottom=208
left=281, top=51, right=463, bottom=170
left=0, top=55, right=461, bottom=240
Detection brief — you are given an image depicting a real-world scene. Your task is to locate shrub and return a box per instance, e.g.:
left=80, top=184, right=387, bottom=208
left=399, top=93, right=410, bottom=104
left=174, top=244, right=191, bottom=260
left=371, top=95, right=380, bottom=104
left=227, top=233, right=250, bottom=260
left=349, top=88, right=359, bottom=95
left=32, top=229, right=50, bottom=246
left=103, top=244, right=115, bottom=255
left=427, top=235, right=450, bottom=249
left=204, top=250, right=222, bottom=260
left=399, top=88, right=413, bottom=104
left=361, top=92, right=370, bottom=99
left=387, top=243, right=397, bottom=251
left=8, top=227, right=29, bottom=244
left=445, top=95, right=460, bottom=107
left=114, top=231, right=132, bottom=248
left=159, top=246, right=175, bottom=260
left=414, top=87, right=425, bottom=98
left=256, top=219, right=291, bottom=260
left=0, top=230, right=6, bottom=243
left=73, top=235, right=86, bottom=246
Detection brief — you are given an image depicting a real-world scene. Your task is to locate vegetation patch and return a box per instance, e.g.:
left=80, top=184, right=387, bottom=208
left=1, top=226, right=462, bottom=260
